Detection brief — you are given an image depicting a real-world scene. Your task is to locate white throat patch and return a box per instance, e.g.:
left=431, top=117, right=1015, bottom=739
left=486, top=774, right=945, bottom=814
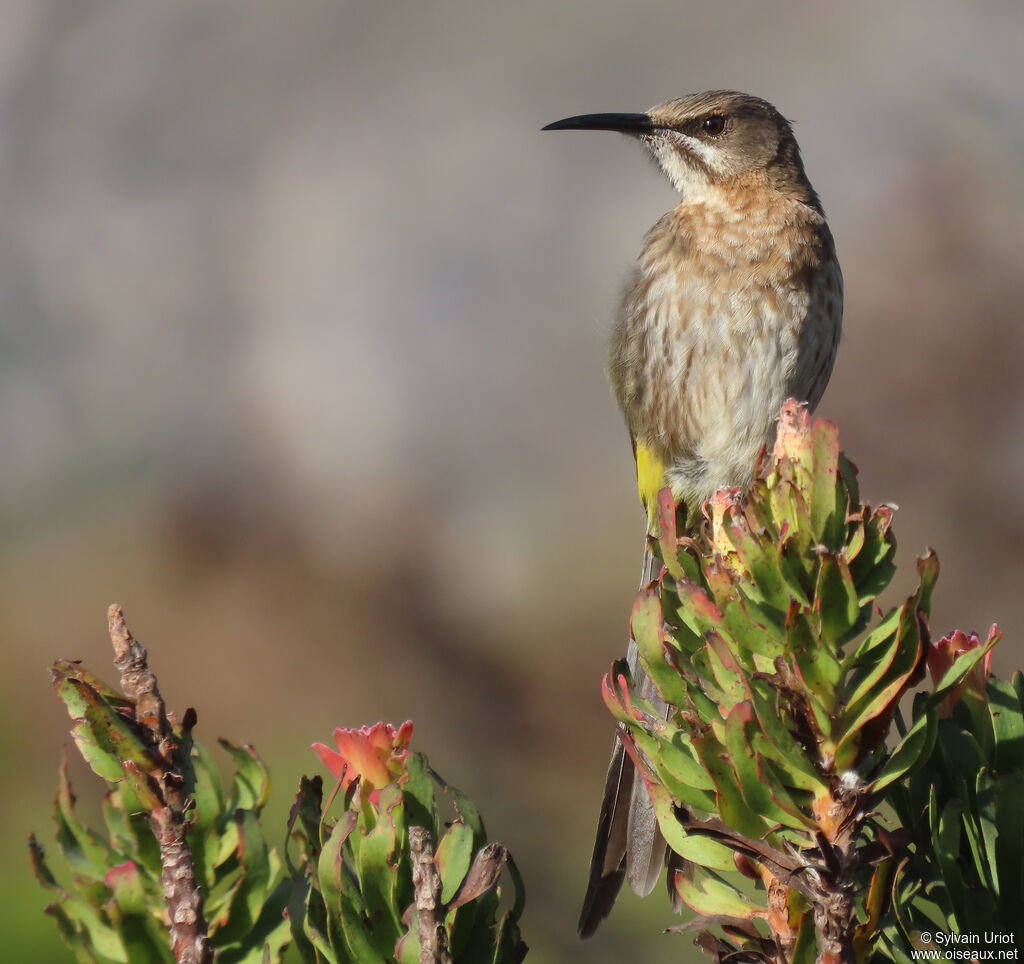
left=643, top=132, right=726, bottom=197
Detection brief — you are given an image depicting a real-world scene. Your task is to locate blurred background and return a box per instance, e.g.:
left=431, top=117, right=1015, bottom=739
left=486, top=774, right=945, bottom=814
left=4, top=1, right=1022, bottom=961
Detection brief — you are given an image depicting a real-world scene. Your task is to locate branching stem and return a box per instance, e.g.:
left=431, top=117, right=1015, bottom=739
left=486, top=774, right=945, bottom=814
left=107, top=604, right=212, bottom=964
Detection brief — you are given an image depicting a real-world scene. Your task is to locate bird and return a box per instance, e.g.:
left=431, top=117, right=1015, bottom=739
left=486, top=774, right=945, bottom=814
left=542, top=91, right=843, bottom=937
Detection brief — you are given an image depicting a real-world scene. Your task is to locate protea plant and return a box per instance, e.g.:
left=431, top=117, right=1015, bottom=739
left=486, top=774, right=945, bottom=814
left=602, top=401, right=1001, bottom=963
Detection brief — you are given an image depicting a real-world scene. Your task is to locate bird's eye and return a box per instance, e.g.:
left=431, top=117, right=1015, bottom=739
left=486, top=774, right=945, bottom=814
left=701, top=115, right=728, bottom=136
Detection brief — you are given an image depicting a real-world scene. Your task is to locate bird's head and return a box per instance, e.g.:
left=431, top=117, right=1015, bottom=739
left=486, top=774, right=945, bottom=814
left=544, top=90, right=817, bottom=205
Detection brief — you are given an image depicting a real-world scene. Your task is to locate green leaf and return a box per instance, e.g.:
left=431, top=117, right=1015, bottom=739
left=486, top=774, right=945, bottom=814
left=853, top=557, right=898, bottom=610
left=674, top=541, right=704, bottom=585
left=493, top=914, right=526, bottom=964
left=691, top=731, right=772, bottom=839
left=789, top=613, right=840, bottom=715
left=987, top=677, right=1024, bottom=771
left=217, top=881, right=292, bottom=963
left=101, top=789, right=136, bottom=860
left=28, top=834, right=64, bottom=895
left=915, top=550, right=939, bottom=615
left=724, top=703, right=815, bottom=832
left=719, top=595, right=787, bottom=662
left=400, top=754, right=438, bottom=840
left=654, top=488, right=687, bottom=582
left=120, top=761, right=161, bottom=812
left=871, top=712, right=937, bottom=793
left=809, top=418, right=843, bottom=547
left=337, top=898, right=389, bottom=964
left=317, top=807, right=388, bottom=964
left=54, top=756, right=118, bottom=881
left=843, top=606, right=902, bottom=673
left=929, top=789, right=964, bottom=928
left=188, top=738, right=226, bottom=835
left=705, top=632, right=748, bottom=708
left=395, top=927, right=419, bottom=964
left=631, top=591, right=684, bottom=702
left=317, top=809, right=357, bottom=916
left=622, top=720, right=716, bottom=813
left=976, top=770, right=1000, bottom=899
left=288, top=776, right=324, bottom=871
left=840, top=603, right=913, bottom=714
left=852, top=858, right=893, bottom=957
left=674, top=873, right=755, bottom=918
left=936, top=719, right=985, bottom=785
left=730, top=525, right=791, bottom=612
left=220, top=740, right=270, bottom=812
left=815, top=553, right=859, bottom=649
left=747, top=679, right=828, bottom=793
left=113, top=774, right=163, bottom=874
left=211, top=819, right=242, bottom=875
left=56, top=676, right=153, bottom=783
left=52, top=659, right=134, bottom=709
left=212, top=809, right=275, bottom=945
left=756, top=756, right=816, bottom=826
left=354, top=784, right=404, bottom=946
left=647, top=731, right=719, bottom=813
left=444, top=779, right=485, bottom=849
left=672, top=580, right=724, bottom=642
left=993, top=769, right=1024, bottom=925
left=656, top=732, right=716, bottom=793
left=929, top=641, right=998, bottom=716
left=54, top=894, right=127, bottom=963
left=602, top=664, right=667, bottom=731
left=436, top=821, right=474, bottom=906
left=790, top=907, right=817, bottom=964
left=504, top=852, right=527, bottom=923
left=770, top=479, right=813, bottom=552
left=776, top=541, right=813, bottom=608
left=284, top=878, right=318, bottom=964
left=836, top=603, right=922, bottom=762
left=646, top=780, right=736, bottom=871
left=106, top=864, right=175, bottom=964
left=890, top=857, right=929, bottom=953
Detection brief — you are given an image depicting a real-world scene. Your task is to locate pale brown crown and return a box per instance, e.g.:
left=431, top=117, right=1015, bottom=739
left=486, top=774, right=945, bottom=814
left=642, top=91, right=820, bottom=208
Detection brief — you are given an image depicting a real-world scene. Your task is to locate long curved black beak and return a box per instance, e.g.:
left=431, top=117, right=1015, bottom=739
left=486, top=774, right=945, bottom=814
left=542, top=112, right=654, bottom=134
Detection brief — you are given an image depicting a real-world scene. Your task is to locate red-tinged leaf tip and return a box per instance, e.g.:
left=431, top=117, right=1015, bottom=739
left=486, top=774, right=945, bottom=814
left=599, top=674, right=623, bottom=721
left=773, top=399, right=812, bottom=460
left=709, top=487, right=742, bottom=524
left=630, top=590, right=664, bottom=646
left=727, top=701, right=755, bottom=726
left=616, top=671, right=640, bottom=719
left=657, top=487, right=676, bottom=541
left=680, top=582, right=723, bottom=624
left=617, top=727, right=659, bottom=790
left=874, top=504, right=895, bottom=531
left=104, top=860, right=140, bottom=889
left=601, top=669, right=647, bottom=725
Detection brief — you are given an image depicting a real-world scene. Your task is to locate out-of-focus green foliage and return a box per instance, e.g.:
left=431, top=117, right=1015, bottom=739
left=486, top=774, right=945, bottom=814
left=603, top=401, right=1001, bottom=962
left=30, top=660, right=288, bottom=963
left=882, top=631, right=1021, bottom=961
left=291, top=721, right=527, bottom=963
left=32, top=664, right=526, bottom=964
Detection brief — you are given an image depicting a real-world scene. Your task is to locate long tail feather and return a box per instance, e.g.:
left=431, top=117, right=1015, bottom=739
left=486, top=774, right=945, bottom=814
left=578, top=541, right=671, bottom=937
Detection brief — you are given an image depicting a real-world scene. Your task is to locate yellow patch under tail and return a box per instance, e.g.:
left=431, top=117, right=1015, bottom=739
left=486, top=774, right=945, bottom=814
left=634, top=441, right=666, bottom=533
